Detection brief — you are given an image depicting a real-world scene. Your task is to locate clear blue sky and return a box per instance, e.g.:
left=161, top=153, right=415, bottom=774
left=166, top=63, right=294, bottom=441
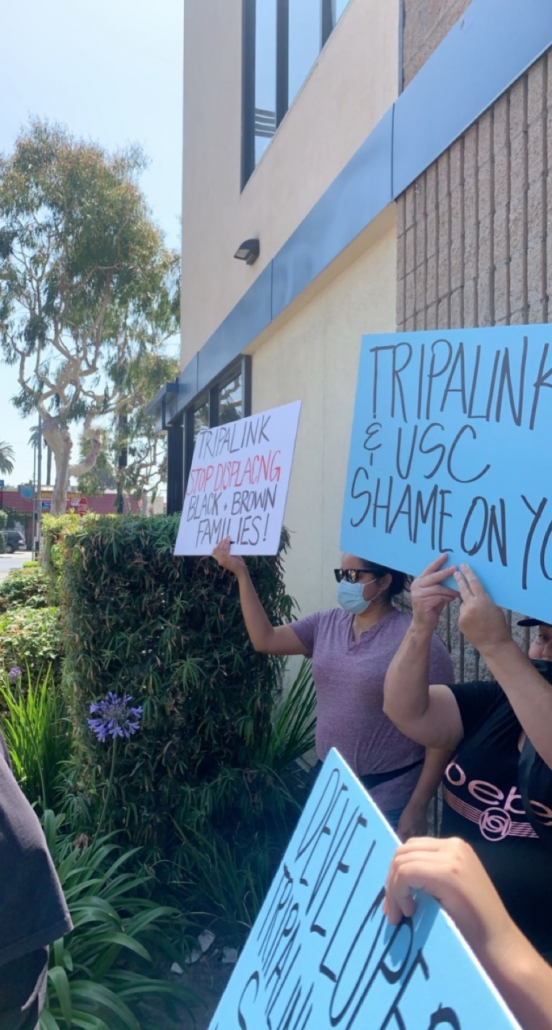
left=0, top=0, right=183, bottom=485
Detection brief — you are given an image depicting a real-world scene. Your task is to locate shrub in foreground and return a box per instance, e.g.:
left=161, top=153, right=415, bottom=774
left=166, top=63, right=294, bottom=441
left=0, top=563, right=50, bottom=613
left=50, top=515, right=296, bottom=864
left=0, top=605, right=62, bottom=678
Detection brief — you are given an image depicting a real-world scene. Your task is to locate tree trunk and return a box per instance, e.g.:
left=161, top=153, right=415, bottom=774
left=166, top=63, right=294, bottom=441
left=51, top=434, right=72, bottom=515
left=141, top=489, right=149, bottom=516
left=41, top=414, right=73, bottom=516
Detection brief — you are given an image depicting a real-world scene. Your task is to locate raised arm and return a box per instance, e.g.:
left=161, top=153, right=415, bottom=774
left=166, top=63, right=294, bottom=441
left=385, top=837, right=552, bottom=1030
left=212, top=537, right=309, bottom=657
left=383, top=555, right=464, bottom=749
left=454, top=563, right=552, bottom=770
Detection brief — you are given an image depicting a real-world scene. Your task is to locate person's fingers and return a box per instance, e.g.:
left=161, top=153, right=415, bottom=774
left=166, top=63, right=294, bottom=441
left=415, top=584, right=459, bottom=600
left=394, top=837, right=445, bottom=855
left=453, top=569, right=473, bottom=600
left=459, top=563, right=486, bottom=597
left=384, top=888, right=414, bottom=924
left=385, top=868, right=418, bottom=923
left=212, top=536, right=231, bottom=561
left=419, top=554, right=451, bottom=576
left=416, top=565, right=458, bottom=586
left=388, top=854, right=450, bottom=905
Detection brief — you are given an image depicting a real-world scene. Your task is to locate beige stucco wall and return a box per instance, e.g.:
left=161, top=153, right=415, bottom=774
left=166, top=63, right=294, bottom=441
left=249, top=206, right=396, bottom=620
left=181, top=0, right=399, bottom=366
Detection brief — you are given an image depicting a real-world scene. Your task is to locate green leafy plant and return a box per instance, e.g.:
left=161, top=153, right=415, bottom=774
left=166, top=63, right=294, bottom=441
left=171, top=823, right=277, bottom=937
left=165, top=662, right=317, bottom=938
left=40, top=811, right=197, bottom=1030
left=0, top=666, right=71, bottom=811
left=0, top=605, right=62, bottom=678
left=0, top=564, right=50, bottom=613
left=242, top=658, right=316, bottom=769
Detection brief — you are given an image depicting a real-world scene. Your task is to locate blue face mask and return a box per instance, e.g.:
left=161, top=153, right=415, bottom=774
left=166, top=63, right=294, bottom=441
left=337, top=580, right=372, bottom=615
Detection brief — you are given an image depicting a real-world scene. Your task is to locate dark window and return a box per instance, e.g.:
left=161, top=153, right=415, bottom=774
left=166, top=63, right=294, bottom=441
left=183, top=357, right=252, bottom=495
left=166, top=414, right=184, bottom=516
left=242, top=0, right=352, bottom=185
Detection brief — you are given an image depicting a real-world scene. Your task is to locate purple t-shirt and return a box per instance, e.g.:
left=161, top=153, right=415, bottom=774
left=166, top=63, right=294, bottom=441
left=292, top=608, right=453, bottom=811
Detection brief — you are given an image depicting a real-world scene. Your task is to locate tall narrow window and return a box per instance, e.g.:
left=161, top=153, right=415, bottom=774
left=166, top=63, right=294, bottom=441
left=288, top=0, right=321, bottom=105
left=254, top=0, right=277, bottom=165
left=332, top=0, right=351, bottom=22
left=243, top=0, right=349, bottom=187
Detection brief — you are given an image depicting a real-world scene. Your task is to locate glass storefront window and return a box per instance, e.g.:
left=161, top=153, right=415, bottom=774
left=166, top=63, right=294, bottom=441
left=218, top=374, right=243, bottom=425
left=184, top=360, right=251, bottom=485
left=192, top=401, right=209, bottom=446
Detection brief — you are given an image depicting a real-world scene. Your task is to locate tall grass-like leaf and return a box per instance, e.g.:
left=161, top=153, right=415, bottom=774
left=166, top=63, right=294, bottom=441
left=0, top=666, right=71, bottom=811
left=41, top=812, right=197, bottom=1030
left=265, top=658, right=316, bottom=767
left=47, top=966, right=73, bottom=1028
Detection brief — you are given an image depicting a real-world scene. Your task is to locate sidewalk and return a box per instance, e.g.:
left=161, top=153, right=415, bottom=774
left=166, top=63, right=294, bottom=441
left=0, top=551, right=32, bottom=583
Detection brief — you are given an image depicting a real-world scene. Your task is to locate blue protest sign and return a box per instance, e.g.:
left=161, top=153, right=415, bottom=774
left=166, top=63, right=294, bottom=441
left=209, top=750, right=519, bottom=1029
left=341, top=326, right=552, bottom=621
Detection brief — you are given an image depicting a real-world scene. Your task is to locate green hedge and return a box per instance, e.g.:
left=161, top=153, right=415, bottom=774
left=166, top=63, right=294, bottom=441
left=50, top=514, right=296, bottom=864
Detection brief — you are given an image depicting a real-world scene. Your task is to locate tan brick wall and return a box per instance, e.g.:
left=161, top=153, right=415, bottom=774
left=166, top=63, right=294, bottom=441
left=402, top=0, right=472, bottom=88
left=397, top=52, right=551, bottom=333
left=397, top=52, right=551, bottom=676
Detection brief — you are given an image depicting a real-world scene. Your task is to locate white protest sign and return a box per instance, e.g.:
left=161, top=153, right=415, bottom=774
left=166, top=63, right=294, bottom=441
left=209, top=750, right=520, bottom=1030
left=174, top=400, right=301, bottom=555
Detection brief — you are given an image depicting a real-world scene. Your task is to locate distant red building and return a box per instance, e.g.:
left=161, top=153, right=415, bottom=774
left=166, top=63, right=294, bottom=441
left=3, top=490, right=140, bottom=547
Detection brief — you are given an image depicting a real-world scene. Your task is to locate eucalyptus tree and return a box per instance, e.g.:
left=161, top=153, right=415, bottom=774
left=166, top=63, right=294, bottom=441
left=0, top=120, right=179, bottom=514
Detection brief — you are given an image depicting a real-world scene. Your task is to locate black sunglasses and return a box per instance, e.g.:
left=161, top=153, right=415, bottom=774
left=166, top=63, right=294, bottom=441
left=334, top=569, right=377, bottom=585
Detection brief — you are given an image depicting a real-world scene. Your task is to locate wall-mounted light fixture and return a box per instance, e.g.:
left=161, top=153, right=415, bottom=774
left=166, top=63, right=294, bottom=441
left=234, top=238, right=260, bottom=265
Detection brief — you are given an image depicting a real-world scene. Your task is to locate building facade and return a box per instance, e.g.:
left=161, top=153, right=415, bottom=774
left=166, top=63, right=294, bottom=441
left=148, top=0, right=552, bottom=629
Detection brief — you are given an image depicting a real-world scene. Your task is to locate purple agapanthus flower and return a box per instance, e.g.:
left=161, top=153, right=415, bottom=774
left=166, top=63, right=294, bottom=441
left=88, top=692, right=143, bottom=742
left=8, top=667, right=22, bottom=682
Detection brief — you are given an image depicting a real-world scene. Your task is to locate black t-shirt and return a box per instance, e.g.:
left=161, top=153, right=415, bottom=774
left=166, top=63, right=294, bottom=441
left=442, top=680, right=552, bottom=955
left=0, top=731, right=72, bottom=967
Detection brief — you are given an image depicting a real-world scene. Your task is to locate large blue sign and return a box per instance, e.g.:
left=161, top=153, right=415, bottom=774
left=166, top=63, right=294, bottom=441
left=341, top=326, right=552, bottom=621
left=209, top=751, right=519, bottom=1029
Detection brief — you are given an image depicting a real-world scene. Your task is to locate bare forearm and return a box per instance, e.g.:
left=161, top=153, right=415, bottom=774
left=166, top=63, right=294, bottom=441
left=235, top=568, right=276, bottom=651
left=482, top=930, right=552, bottom=1030
left=383, top=625, right=433, bottom=730
left=409, top=747, right=451, bottom=808
left=481, top=639, right=552, bottom=768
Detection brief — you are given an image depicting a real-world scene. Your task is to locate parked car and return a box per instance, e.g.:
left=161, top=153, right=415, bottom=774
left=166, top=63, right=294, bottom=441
left=5, top=530, right=26, bottom=553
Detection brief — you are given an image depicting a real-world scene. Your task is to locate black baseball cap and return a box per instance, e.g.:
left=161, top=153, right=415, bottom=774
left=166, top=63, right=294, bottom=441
left=518, top=617, right=552, bottom=628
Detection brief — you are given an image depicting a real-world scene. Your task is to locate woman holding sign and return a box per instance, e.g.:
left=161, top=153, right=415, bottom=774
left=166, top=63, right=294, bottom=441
left=383, top=555, right=552, bottom=957
left=212, top=538, right=453, bottom=839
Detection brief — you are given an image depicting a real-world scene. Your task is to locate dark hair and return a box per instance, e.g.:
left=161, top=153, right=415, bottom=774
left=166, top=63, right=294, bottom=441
left=358, top=558, right=411, bottom=599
